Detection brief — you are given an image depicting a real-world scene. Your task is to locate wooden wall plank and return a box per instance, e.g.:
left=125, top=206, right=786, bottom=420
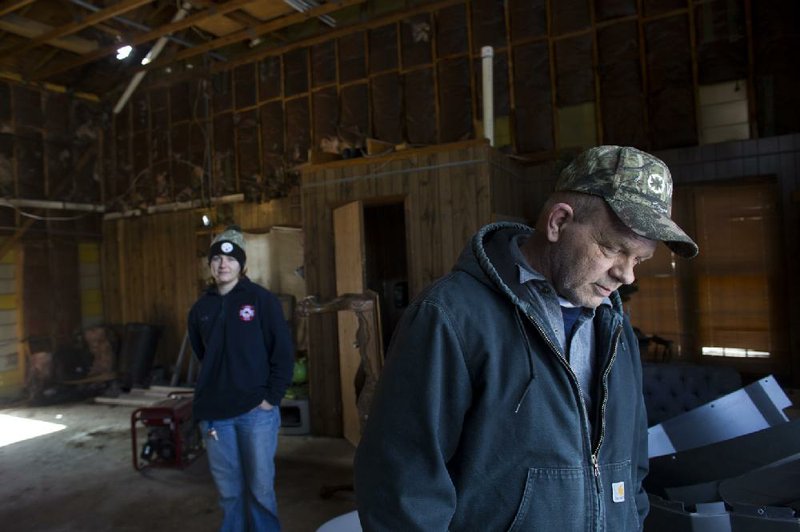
left=438, top=149, right=457, bottom=269
left=453, top=146, right=480, bottom=255
left=317, top=167, right=349, bottom=435
left=405, top=164, right=423, bottom=294
left=488, top=148, right=539, bottom=223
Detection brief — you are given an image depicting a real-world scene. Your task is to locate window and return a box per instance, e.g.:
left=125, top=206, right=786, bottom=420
left=626, top=180, right=787, bottom=372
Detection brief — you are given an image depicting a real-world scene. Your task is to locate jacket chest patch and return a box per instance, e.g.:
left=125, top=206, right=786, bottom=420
left=612, top=481, right=625, bottom=502
left=238, top=304, right=255, bottom=322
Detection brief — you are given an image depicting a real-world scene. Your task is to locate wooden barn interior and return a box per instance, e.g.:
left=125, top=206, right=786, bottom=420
left=1, top=0, right=799, bottom=530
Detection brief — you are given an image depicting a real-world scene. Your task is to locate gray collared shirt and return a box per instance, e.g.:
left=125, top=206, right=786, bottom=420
left=510, top=234, right=608, bottom=421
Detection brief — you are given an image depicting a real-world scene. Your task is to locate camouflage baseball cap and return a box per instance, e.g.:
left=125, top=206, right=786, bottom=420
left=556, top=145, right=698, bottom=258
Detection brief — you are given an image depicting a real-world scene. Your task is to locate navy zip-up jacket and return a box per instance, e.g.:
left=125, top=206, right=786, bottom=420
left=354, top=223, right=649, bottom=531
left=188, top=277, right=294, bottom=421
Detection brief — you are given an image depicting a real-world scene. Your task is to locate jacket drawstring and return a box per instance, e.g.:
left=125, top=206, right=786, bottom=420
left=513, top=307, right=536, bottom=413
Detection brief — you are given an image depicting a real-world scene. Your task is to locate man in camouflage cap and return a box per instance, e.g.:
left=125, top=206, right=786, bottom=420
left=356, top=145, right=693, bottom=530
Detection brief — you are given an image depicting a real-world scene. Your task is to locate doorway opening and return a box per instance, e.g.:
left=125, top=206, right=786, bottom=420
left=363, top=202, right=409, bottom=352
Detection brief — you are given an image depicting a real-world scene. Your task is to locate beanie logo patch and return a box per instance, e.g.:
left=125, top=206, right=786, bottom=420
left=238, top=305, right=255, bottom=322
left=221, top=242, right=234, bottom=253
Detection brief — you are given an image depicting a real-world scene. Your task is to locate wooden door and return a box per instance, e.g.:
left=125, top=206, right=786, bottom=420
left=333, top=201, right=366, bottom=445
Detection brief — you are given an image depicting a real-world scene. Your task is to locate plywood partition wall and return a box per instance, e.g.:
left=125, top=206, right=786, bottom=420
left=300, top=140, right=538, bottom=436
left=101, top=196, right=302, bottom=371
left=102, top=211, right=198, bottom=371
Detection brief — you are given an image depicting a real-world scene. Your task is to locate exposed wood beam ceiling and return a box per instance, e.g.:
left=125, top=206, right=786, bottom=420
left=30, top=0, right=260, bottom=81
left=142, top=0, right=365, bottom=72
left=0, top=13, right=98, bottom=54
left=0, top=0, right=37, bottom=18
left=0, top=0, right=153, bottom=58
left=0, top=0, right=369, bottom=95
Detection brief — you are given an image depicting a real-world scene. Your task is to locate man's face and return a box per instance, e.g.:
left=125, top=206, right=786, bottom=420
left=549, top=206, right=657, bottom=308
left=210, top=254, right=241, bottom=286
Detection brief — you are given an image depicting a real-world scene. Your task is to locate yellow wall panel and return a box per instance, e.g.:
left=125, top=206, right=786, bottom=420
left=0, top=264, right=14, bottom=280
left=557, top=102, right=597, bottom=150
left=0, top=368, right=24, bottom=391
left=79, top=242, right=100, bottom=263
left=82, top=299, right=103, bottom=317
left=0, top=249, right=15, bottom=264
left=0, top=294, right=16, bottom=310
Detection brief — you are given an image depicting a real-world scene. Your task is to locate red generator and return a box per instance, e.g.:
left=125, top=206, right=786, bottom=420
left=131, top=394, right=204, bottom=471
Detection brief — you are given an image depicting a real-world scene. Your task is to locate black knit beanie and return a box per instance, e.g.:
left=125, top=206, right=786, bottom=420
left=208, top=225, right=246, bottom=268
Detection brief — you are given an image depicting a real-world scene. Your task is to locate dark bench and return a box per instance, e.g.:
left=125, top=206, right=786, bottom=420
left=642, top=362, right=742, bottom=427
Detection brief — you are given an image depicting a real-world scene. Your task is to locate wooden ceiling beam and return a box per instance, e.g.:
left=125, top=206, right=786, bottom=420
left=141, top=0, right=173, bottom=27
left=30, top=0, right=259, bottom=81
left=0, top=14, right=98, bottom=55
left=223, top=9, right=263, bottom=28
left=141, top=0, right=366, bottom=72
left=0, top=0, right=36, bottom=18
left=0, top=0, right=156, bottom=58
left=0, top=70, right=99, bottom=100
left=147, top=0, right=462, bottom=89
left=211, top=0, right=464, bottom=74
left=27, top=46, right=60, bottom=74
left=191, top=0, right=266, bottom=28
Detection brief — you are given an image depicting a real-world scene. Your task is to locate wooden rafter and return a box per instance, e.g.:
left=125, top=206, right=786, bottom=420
left=27, top=46, right=60, bottom=74
left=143, top=0, right=462, bottom=91
left=92, top=21, right=126, bottom=39
left=0, top=14, right=98, bottom=55
left=192, top=0, right=267, bottom=29
left=0, top=70, right=99, bottom=101
left=141, top=0, right=173, bottom=27
left=29, top=0, right=259, bottom=81
left=0, top=0, right=36, bottom=18
left=225, top=9, right=264, bottom=28
left=211, top=0, right=464, bottom=75
left=141, top=0, right=367, bottom=72
left=0, top=0, right=155, bottom=59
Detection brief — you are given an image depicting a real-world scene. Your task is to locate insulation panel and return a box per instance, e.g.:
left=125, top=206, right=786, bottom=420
left=338, top=32, right=366, bottom=83
left=258, top=56, right=283, bottom=101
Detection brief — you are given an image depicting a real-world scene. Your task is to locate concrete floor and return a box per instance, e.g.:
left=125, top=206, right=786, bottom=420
left=0, top=401, right=357, bottom=532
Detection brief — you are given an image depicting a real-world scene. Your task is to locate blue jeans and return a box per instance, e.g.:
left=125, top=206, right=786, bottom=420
left=200, top=405, right=282, bottom=532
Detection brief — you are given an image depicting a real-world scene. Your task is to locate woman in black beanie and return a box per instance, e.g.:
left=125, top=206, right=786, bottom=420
left=188, top=225, right=294, bottom=532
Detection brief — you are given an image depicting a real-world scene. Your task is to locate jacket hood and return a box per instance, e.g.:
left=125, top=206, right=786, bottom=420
left=453, top=222, right=624, bottom=313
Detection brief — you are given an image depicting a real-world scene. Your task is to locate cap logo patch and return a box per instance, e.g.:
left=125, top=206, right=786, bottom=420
left=221, top=242, right=234, bottom=253
left=647, top=174, right=665, bottom=194
left=239, top=304, right=255, bottom=322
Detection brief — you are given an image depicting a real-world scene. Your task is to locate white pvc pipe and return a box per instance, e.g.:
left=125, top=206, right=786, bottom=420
left=113, top=3, right=191, bottom=114
left=481, top=46, right=494, bottom=147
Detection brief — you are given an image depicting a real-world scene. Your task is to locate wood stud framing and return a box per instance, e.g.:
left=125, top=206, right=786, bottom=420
left=107, top=0, right=767, bottom=209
